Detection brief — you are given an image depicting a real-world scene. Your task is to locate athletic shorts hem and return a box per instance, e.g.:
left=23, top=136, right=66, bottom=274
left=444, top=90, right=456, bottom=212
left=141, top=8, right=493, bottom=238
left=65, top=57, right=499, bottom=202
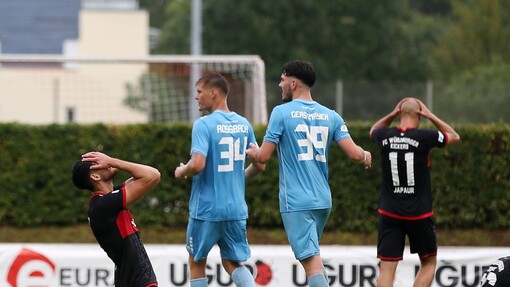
left=377, top=255, right=403, bottom=261
left=280, top=206, right=332, bottom=213
left=419, top=251, right=437, bottom=259
left=296, top=251, right=320, bottom=261
left=190, top=255, right=208, bottom=262
left=220, top=256, right=249, bottom=263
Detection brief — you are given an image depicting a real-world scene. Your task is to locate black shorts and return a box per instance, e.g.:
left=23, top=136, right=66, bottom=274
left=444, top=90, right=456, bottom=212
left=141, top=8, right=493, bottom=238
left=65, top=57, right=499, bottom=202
left=377, top=215, right=437, bottom=261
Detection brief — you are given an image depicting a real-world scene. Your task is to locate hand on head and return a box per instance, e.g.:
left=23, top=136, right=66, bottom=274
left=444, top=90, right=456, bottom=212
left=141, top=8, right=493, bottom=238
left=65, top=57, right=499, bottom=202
left=82, top=151, right=112, bottom=170
left=415, top=99, right=432, bottom=118
left=397, top=97, right=426, bottom=118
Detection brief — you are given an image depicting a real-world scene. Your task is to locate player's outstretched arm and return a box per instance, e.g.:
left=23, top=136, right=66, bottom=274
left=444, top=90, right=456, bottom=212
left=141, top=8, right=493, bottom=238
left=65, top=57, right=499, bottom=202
left=245, top=162, right=265, bottom=180
left=245, top=142, right=266, bottom=180
left=82, top=152, right=160, bottom=205
left=337, top=138, right=372, bottom=169
left=174, top=153, right=206, bottom=180
left=246, top=142, right=276, bottom=164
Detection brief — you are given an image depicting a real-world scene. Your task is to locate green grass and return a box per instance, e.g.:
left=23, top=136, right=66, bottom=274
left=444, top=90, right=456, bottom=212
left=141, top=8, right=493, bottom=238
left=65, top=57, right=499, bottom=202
left=0, top=224, right=508, bottom=246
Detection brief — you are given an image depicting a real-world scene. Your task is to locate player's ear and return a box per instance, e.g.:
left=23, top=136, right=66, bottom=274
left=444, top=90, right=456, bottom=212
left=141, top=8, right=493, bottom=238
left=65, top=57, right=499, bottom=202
left=291, top=79, right=297, bottom=90
left=90, top=172, right=101, bottom=182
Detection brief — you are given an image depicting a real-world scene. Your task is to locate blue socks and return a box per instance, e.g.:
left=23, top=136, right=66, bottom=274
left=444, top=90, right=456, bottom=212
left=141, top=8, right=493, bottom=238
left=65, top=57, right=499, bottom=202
left=323, top=267, right=329, bottom=282
left=232, top=267, right=255, bottom=287
left=308, top=272, right=329, bottom=287
left=190, top=277, right=208, bottom=287
left=191, top=267, right=254, bottom=287
left=192, top=267, right=326, bottom=287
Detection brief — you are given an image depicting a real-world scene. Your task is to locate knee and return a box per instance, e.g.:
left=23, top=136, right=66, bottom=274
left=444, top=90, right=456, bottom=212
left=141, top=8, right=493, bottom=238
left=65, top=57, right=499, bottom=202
left=420, top=256, right=437, bottom=268
left=221, top=259, right=242, bottom=275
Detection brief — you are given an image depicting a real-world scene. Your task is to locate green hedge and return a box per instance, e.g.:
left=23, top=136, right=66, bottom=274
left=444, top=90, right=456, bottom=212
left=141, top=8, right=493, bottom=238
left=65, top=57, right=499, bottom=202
left=0, top=123, right=508, bottom=232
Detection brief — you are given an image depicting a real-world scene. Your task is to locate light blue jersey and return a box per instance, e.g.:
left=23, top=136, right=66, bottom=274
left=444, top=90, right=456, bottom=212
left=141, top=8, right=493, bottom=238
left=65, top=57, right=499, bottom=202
left=189, top=110, right=257, bottom=221
left=263, top=99, right=351, bottom=212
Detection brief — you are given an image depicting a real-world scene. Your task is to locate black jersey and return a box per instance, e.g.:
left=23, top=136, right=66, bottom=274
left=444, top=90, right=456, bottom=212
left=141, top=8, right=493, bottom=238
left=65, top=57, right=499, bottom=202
left=371, top=126, right=447, bottom=219
left=481, top=256, right=510, bottom=287
left=88, top=184, right=157, bottom=287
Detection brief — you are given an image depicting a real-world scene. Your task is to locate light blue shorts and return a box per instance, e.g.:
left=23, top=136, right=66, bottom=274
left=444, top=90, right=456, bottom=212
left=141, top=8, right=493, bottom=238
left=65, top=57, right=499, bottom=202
left=186, top=218, right=251, bottom=263
left=281, top=208, right=331, bottom=260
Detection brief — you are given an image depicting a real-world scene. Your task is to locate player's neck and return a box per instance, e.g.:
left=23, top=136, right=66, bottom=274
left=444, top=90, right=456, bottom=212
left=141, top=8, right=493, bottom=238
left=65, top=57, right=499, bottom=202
left=94, top=182, right=114, bottom=194
left=292, top=90, right=313, bottom=102
left=209, top=101, right=230, bottom=113
left=399, top=117, right=420, bottom=129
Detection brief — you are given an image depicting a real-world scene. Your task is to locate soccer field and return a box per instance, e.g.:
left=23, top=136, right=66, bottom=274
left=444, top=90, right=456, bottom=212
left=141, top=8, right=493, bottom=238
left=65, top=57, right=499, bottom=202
left=1, top=225, right=509, bottom=246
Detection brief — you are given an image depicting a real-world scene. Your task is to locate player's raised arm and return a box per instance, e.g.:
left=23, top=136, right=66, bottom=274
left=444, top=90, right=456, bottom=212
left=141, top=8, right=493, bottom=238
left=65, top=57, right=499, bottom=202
left=415, top=99, right=460, bottom=146
left=369, top=97, right=412, bottom=137
left=82, top=151, right=160, bottom=205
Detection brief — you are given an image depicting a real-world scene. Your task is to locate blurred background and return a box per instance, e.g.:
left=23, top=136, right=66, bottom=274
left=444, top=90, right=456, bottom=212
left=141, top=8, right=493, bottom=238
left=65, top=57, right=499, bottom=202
left=1, top=0, right=509, bottom=125
left=0, top=1, right=509, bottom=286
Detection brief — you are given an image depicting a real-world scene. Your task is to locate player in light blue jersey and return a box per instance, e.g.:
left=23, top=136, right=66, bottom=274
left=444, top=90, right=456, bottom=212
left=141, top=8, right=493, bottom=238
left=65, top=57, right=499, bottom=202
left=175, top=74, right=265, bottom=287
left=246, top=61, right=372, bottom=287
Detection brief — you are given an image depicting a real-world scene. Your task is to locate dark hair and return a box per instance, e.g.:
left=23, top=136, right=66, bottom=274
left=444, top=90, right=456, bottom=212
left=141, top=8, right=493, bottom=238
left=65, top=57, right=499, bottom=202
left=72, top=160, right=94, bottom=191
left=197, top=73, right=230, bottom=95
left=281, top=60, right=316, bottom=88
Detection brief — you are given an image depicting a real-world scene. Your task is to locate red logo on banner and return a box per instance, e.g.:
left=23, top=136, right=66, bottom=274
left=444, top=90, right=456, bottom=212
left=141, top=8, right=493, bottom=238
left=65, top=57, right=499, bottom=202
left=255, top=260, right=273, bottom=286
left=7, top=248, right=56, bottom=287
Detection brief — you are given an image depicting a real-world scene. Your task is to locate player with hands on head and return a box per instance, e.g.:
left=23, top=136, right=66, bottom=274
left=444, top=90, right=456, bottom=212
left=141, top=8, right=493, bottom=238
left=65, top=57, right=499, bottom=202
left=370, top=97, right=460, bottom=287
left=246, top=60, right=371, bottom=287
left=71, top=151, right=160, bottom=287
left=174, top=73, right=265, bottom=287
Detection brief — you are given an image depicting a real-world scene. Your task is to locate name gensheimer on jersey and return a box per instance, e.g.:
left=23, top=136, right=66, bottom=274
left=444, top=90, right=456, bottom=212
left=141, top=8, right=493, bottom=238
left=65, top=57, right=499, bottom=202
left=291, top=111, right=329, bottom=121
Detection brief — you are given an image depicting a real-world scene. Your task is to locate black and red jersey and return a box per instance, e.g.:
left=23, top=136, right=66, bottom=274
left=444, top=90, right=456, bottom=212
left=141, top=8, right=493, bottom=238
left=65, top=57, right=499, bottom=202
left=88, top=184, right=157, bottom=287
left=371, top=126, right=447, bottom=220
left=481, top=256, right=510, bottom=287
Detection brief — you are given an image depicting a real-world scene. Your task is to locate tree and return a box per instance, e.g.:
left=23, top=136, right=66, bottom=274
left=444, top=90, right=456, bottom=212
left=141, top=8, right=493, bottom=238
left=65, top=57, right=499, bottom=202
left=152, top=0, right=190, bottom=55
left=430, top=0, right=510, bottom=80
left=154, top=0, right=441, bottom=82
left=139, top=0, right=171, bottom=29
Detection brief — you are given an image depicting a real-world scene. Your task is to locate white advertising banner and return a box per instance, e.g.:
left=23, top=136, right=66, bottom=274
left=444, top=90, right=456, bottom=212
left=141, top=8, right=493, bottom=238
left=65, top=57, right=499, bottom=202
left=0, top=244, right=508, bottom=287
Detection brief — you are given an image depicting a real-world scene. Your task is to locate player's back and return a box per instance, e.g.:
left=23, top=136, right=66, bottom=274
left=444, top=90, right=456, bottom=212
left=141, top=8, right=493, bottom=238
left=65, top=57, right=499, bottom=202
left=265, top=100, right=349, bottom=212
left=372, top=127, right=446, bottom=217
left=189, top=110, right=255, bottom=221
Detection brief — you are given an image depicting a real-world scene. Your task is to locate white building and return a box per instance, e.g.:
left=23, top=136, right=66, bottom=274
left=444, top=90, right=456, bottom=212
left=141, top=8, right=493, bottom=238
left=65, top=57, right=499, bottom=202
left=0, top=0, right=150, bottom=124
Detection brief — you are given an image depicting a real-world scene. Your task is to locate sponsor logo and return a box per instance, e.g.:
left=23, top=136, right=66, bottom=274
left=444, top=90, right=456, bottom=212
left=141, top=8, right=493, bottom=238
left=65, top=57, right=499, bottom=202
left=254, top=260, right=272, bottom=286
left=7, top=248, right=56, bottom=287
left=6, top=248, right=114, bottom=287
left=168, top=260, right=274, bottom=286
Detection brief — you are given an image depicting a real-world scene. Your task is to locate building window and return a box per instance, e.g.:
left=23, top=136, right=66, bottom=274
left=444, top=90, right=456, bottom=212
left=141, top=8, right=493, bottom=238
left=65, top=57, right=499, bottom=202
left=66, top=107, right=75, bottom=123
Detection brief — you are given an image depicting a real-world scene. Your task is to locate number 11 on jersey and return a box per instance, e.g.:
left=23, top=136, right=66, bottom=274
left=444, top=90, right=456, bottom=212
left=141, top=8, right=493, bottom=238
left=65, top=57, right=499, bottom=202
left=389, top=152, right=415, bottom=186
